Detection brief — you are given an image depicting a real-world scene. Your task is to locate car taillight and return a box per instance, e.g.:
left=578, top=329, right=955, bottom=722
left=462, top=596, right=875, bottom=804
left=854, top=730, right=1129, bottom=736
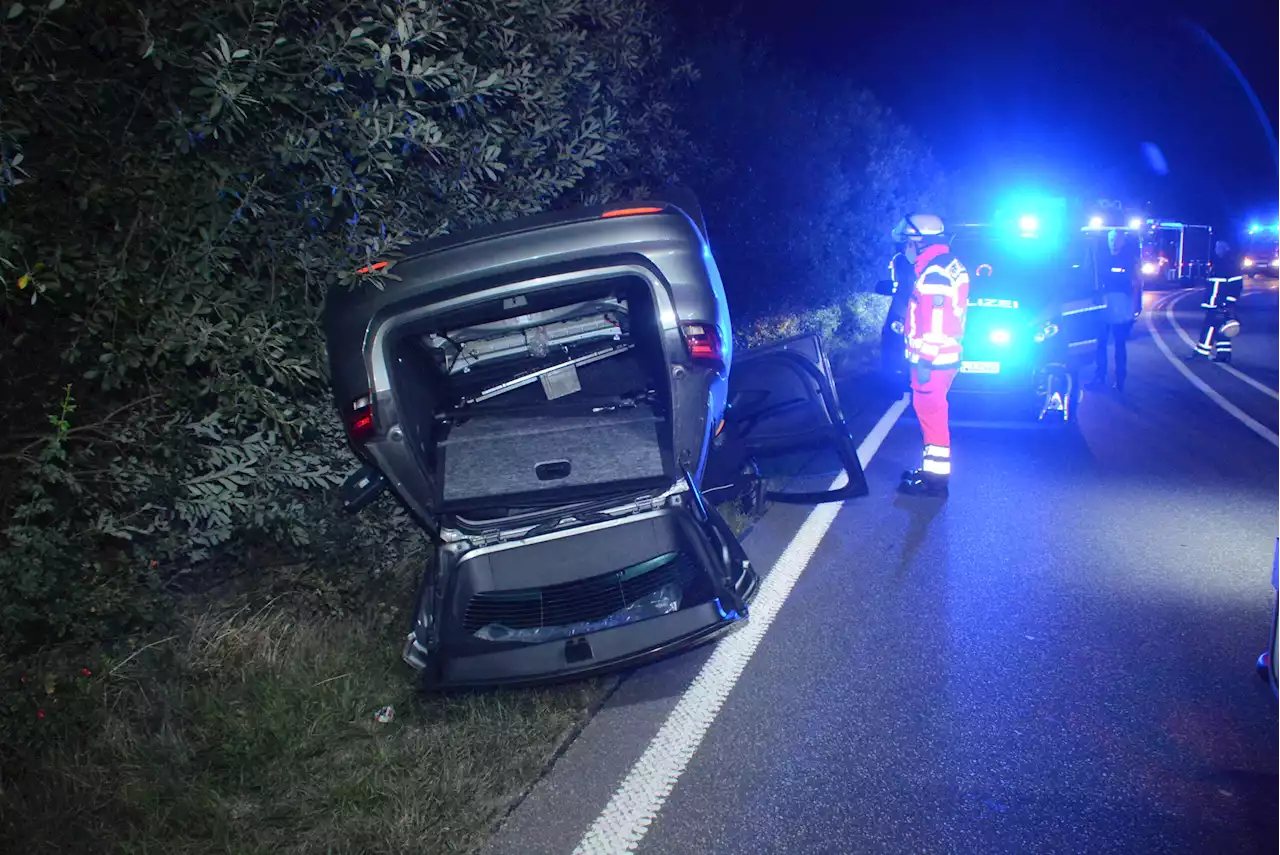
left=601, top=206, right=665, bottom=219
left=348, top=394, right=375, bottom=442
left=682, top=323, right=724, bottom=367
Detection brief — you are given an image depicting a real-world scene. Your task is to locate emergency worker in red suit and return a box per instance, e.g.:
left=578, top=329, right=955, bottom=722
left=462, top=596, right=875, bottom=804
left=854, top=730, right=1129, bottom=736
left=893, top=214, right=969, bottom=497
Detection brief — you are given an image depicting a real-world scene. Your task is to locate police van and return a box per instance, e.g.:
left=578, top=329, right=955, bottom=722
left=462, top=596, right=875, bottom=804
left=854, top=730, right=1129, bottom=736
left=946, top=223, right=1106, bottom=423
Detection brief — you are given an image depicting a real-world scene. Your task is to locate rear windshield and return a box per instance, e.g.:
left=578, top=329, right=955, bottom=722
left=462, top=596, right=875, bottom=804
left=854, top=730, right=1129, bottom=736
left=950, top=233, right=1090, bottom=312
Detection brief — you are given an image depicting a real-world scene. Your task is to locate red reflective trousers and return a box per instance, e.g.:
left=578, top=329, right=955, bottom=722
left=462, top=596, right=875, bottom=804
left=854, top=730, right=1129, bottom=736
left=910, top=364, right=957, bottom=450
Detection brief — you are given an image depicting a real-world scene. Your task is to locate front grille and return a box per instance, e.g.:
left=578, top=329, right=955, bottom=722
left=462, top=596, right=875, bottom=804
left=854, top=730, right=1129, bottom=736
left=462, top=550, right=708, bottom=634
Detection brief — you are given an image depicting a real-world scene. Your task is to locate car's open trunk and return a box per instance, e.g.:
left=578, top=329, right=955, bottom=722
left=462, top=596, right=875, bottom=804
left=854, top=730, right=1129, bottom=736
left=386, top=275, right=675, bottom=523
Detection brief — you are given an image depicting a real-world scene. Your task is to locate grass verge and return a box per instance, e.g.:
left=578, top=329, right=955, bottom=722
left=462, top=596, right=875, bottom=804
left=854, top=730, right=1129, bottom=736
left=1, top=596, right=616, bottom=855
left=1, top=499, right=766, bottom=855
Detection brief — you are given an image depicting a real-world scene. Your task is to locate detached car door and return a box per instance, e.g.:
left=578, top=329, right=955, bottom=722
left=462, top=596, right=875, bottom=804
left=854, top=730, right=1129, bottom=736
left=703, top=333, right=868, bottom=508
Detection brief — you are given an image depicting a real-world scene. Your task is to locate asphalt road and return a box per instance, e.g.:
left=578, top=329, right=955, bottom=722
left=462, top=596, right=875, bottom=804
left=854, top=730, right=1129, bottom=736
left=485, top=284, right=1279, bottom=855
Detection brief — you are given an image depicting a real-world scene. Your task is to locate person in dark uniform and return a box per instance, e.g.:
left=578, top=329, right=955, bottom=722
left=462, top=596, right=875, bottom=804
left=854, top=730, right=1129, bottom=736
left=1191, top=240, right=1244, bottom=362
left=879, top=246, right=915, bottom=391
left=1091, top=228, right=1141, bottom=392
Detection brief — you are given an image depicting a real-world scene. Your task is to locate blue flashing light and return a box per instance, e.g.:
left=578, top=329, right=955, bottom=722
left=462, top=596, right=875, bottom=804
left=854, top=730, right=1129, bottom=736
left=993, top=193, right=1067, bottom=253
left=1088, top=215, right=1104, bottom=230
left=1249, top=223, right=1261, bottom=234
left=1128, top=217, right=1143, bottom=230
left=988, top=329, right=1012, bottom=346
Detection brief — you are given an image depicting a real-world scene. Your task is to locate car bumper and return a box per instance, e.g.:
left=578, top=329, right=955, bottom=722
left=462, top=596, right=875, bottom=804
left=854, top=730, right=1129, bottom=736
left=951, top=359, right=1042, bottom=394
left=408, top=596, right=749, bottom=690
left=405, top=502, right=759, bottom=690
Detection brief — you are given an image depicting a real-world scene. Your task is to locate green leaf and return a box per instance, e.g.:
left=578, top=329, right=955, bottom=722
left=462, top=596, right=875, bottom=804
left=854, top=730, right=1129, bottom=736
left=232, top=48, right=250, bottom=59
left=46, top=0, right=62, bottom=9
left=6, top=3, right=23, bottom=19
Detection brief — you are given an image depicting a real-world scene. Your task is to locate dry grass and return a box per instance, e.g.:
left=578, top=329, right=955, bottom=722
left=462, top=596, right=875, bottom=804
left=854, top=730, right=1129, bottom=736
left=2, top=493, right=773, bottom=855
left=1, top=601, right=614, bottom=855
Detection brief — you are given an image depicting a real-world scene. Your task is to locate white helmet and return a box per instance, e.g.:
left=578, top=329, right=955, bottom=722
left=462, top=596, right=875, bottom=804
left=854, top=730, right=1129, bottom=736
left=892, top=214, right=945, bottom=244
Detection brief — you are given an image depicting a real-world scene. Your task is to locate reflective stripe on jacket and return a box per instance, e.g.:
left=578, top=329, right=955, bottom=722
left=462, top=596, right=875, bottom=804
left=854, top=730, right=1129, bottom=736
left=1202, top=276, right=1243, bottom=310
left=905, top=244, right=969, bottom=366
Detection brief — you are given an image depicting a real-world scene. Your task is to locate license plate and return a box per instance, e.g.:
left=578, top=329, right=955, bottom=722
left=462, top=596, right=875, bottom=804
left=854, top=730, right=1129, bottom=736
left=961, top=361, right=1001, bottom=374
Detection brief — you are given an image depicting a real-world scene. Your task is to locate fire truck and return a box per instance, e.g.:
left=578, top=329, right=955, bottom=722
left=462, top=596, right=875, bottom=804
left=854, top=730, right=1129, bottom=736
left=1079, top=197, right=1213, bottom=286
left=1242, top=224, right=1280, bottom=279
left=1144, top=222, right=1214, bottom=284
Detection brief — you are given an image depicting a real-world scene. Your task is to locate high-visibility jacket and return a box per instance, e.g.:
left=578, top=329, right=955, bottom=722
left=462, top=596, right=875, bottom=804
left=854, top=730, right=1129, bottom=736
left=905, top=244, right=969, bottom=367
left=1201, top=275, right=1243, bottom=310
left=1203, top=249, right=1243, bottom=312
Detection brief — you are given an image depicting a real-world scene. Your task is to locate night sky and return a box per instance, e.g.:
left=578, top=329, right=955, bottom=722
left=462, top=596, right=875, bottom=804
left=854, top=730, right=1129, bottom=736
left=670, top=0, right=1278, bottom=233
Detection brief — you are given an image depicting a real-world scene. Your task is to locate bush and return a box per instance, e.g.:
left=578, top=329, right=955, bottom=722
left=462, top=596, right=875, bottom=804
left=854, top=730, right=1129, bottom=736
left=680, top=33, right=948, bottom=324
left=737, top=293, right=890, bottom=376
left=0, top=0, right=692, bottom=651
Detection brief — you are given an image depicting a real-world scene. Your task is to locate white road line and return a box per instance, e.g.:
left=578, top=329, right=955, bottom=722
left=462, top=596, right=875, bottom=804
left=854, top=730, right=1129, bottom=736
left=1163, top=291, right=1279, bottom=400
left=572, top=394, right=911, bottom=855
left=1146, top=293, right=1278, bottom=447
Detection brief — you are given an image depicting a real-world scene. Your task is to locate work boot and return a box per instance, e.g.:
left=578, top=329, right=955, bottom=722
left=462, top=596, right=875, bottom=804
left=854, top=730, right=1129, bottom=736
left=898, top=470, right=948, bottom=497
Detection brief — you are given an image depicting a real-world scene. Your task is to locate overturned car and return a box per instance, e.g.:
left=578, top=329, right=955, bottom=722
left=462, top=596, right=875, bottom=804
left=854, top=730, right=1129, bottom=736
left=324, top=197, right=863, bottom=688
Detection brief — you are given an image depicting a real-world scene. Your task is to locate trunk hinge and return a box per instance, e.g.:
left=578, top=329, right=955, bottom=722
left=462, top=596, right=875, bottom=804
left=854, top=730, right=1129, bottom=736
left=473, top=529, right=510, bottom=548
left=631, top=495, right=658, bottom=514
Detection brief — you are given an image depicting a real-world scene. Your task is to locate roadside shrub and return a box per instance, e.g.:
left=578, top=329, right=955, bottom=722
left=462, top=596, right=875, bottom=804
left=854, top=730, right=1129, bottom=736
left=681, top=34, right=948, bottom=324
left=0, top=0, right=691, bottom=651
left=738, top=292, right=890, bottom=375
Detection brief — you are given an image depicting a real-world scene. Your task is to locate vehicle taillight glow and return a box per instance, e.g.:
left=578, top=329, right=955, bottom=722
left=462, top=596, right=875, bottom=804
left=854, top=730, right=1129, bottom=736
left=682, top=323, right=724, bottom=367
left=601, top=206, right=665, bottom=219
left=349, top=394, right=375, bottom=441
